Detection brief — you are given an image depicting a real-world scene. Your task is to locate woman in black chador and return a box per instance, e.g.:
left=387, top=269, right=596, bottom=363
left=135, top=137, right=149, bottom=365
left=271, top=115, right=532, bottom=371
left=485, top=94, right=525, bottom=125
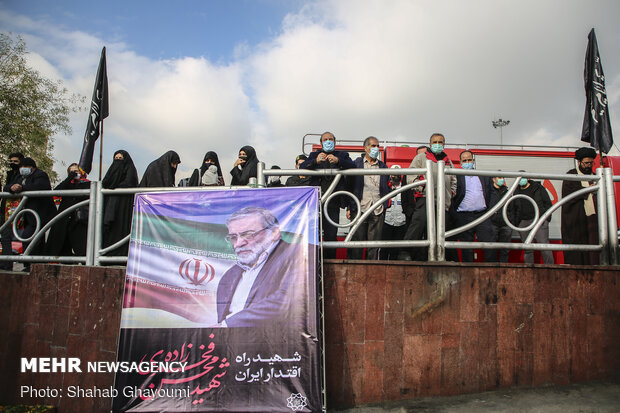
left=139, top=150, right=181, bottom=187
left=189, top=151, right=224, bottom=186
left=102, top=150, right=139, bottom=256
left=45, top=163, right=91, bottom=256
left=230, top=145, right=258, bottom=186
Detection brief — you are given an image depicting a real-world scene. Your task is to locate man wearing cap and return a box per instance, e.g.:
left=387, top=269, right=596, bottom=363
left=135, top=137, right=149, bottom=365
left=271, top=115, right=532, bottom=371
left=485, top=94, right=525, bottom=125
left=347, top=136, right=389, bottom=260
left=285, top=155, right=312, bottom=187
left=561, top=147, right=599, bottom=265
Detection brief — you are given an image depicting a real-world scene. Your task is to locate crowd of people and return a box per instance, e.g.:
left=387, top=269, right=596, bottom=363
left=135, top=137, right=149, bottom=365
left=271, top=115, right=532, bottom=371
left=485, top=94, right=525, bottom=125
left=0, top=134, right=601, bottom=271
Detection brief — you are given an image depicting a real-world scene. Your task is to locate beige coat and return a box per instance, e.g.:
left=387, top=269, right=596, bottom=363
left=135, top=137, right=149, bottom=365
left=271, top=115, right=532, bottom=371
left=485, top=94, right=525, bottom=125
left=408, top=152, right=456, bottom=210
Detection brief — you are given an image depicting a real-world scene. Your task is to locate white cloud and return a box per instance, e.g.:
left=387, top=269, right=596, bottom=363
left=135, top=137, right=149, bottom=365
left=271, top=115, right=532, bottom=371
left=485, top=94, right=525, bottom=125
left=1, top=0, right=619, bottom=181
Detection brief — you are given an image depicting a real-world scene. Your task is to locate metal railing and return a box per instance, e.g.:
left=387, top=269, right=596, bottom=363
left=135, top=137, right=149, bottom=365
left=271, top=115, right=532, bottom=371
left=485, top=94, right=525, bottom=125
left=260, top=161, right=619, bottom=265
left=0, top=161, right=618, bottom=268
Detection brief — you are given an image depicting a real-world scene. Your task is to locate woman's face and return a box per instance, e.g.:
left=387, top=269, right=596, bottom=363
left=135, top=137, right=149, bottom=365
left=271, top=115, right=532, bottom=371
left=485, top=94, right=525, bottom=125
left=114, top=153, right=124, bottom=160
left=239, top=150, right=246, bottom=158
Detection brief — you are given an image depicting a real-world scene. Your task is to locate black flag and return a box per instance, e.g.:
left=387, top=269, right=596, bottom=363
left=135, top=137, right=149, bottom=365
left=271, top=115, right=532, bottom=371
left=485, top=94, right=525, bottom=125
left=581, top=28, right=613, bottom=154
left=78, top=47, right=109, bottom=174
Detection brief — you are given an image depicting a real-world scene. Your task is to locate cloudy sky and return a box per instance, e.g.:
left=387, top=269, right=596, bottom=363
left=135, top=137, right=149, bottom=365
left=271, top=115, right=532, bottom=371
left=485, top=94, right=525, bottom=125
left=1, top=0, right=619, bottom=182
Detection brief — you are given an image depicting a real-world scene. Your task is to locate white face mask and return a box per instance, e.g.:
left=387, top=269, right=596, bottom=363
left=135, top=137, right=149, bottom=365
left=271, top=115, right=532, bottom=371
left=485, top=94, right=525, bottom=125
left=20, top=167, right=32, bottom=176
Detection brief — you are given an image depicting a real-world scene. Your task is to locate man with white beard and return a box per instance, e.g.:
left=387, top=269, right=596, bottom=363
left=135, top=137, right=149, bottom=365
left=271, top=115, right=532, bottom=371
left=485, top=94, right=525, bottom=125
left=216, top=207, right=307, bottom=328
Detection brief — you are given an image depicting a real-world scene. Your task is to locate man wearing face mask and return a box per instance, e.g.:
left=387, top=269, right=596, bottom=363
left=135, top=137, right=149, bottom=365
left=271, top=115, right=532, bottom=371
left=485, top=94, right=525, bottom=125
left=561, top=147, right=599, bottom=265
left=451, top=151, right=494, bottom=262
left=267, top=165, right=284, bottom=187
left=300, top=131, right=355, bottom=258
left=347, top=136, right=389, bottom=260
left=512, top=171, right=553, bottom=264
left=1, top=152, right=25, bottom=270
left=488, top=175, right=513, bottom=262
left=7, top=157, right=56, bottom=271
left=381, top=165, right=412, bottom=260
left=403, top=133, right=457, bottom=261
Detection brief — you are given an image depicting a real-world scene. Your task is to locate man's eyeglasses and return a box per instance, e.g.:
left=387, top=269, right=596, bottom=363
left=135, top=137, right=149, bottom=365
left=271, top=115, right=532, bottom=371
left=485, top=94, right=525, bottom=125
left=580, top=161, right=594, bottom=166
left=9, top=159, right=20, bottom=164
left=225, top=228, right=268, bottom=243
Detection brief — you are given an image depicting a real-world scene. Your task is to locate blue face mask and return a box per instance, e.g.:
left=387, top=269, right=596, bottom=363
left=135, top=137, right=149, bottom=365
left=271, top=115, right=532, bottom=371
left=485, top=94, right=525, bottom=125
left=496, top=178, right=505, bottom=186
left=20, top=167, right=32, bottom=176
left=430, top=143, right=444, bottom=154
left=369, top=147, right=380, bottom=159
left=322, top=140, right=335, bottom=153
left=519, top=178, right=528, bottom=186
left=461, top=162, right=474, bottom=170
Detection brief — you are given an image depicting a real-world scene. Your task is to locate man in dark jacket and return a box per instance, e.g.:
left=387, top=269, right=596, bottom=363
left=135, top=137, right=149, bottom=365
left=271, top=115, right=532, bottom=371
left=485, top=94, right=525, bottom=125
left=0, top=152, right=24, bottom=270
left=216, top=207, right=311, bottom=328
left=347, top=136, right=389, bottom=260
left=451, top=151, right=494, bottom=262
left=300, top=131, right=355, bottom=258
left=561, top=147, right=598, bottom=265
left=512, top=174, right=553, bottom=264
left=488, top=175, right=513, bottom=262
left=285, top=155, right=312, bottom=187
left=7, top=157, right=56, bottom=270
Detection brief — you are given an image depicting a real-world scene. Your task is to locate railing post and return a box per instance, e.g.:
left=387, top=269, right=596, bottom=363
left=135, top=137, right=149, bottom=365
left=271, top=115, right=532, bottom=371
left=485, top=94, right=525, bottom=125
left=434, top=160, right=445, bottom=261
left=596, top=168, right=609, bottom=265
left=603, top=168, right=618, bottom=265
left=257, top=162, right=265, bottom=187
left=85, top=182, right=97, bottom=266
left=94, top=181, right=104, bottom=266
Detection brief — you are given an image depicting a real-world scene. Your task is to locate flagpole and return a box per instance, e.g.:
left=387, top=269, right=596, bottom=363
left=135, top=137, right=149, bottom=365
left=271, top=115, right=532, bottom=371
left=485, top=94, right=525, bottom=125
left=99, top=119, right=104, bottom=180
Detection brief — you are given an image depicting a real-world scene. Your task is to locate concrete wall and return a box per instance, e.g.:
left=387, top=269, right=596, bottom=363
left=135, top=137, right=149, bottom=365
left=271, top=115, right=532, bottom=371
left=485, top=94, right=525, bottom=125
left=324, top=262, right=620, bottom=408
left=0, top=265, right=124, bottom=412
left=1, top=262, right=619, bottom=411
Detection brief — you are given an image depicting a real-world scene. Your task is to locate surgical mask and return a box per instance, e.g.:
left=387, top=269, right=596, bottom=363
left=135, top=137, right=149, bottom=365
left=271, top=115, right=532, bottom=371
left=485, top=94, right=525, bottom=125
left=322, top=140, right=335, bottom=153
left=239, top=155, right=248, bottom=161
left=496, top=178, right=505, bottom=186
left=20, top=167, right=32, bottom=176
left=369, top=147, right=380, bottom=159
left=430, top=144, right=444, bottom=154
left=461, top=162, right=474, bottom=170
left=519, top=178, right=528, bottom=187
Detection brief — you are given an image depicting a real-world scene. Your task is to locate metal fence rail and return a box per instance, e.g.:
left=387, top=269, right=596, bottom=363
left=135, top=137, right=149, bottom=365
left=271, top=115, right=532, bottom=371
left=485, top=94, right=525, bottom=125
left=0, top=161, right=618, bottom=268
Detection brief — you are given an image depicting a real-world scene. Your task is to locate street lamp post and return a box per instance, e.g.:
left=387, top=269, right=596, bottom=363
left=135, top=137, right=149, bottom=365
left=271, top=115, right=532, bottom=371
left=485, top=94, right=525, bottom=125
left=492, top=118, right=510, bottom=146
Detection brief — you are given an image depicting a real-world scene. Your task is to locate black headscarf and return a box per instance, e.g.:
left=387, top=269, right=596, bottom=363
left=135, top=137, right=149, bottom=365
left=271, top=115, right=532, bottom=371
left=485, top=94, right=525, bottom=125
left=139, top=150, right=181, bottom=187
left=189, top=151, right=223, bottom=186
left=230, top=145, right=259, bottom=186
left=102, top=150, right=139, bottom=189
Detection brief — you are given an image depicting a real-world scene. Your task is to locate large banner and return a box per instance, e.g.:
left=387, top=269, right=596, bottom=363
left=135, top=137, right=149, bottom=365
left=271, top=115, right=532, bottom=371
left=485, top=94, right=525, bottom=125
left=113, top=187, right=322, bottom=412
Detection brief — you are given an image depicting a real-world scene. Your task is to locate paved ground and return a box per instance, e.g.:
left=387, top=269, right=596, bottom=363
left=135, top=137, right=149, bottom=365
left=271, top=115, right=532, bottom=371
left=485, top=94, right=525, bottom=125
left=333, top=382, right=620, bottom=413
